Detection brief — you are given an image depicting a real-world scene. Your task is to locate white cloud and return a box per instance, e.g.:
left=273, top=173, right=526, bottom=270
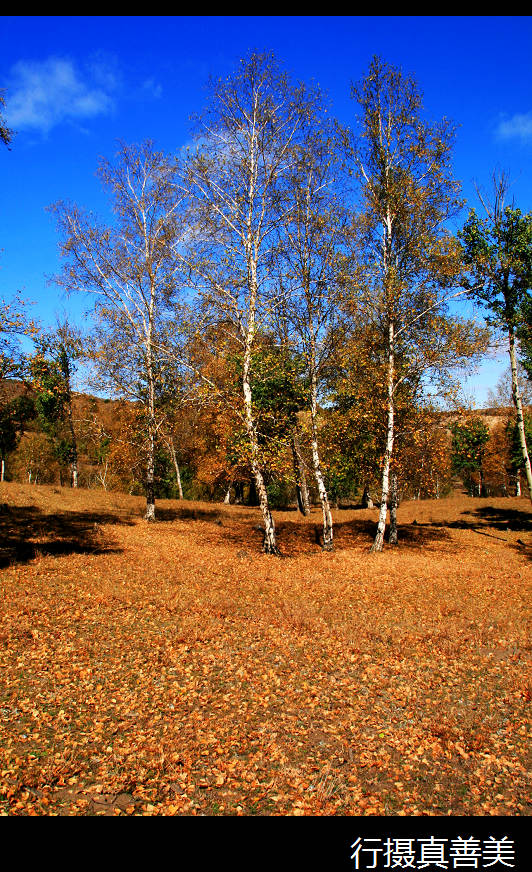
left=5, top=56, right=116, bottom=134
left=142, top=77, right=163, bottom=99
left=496, top=111, right=532, bottom=143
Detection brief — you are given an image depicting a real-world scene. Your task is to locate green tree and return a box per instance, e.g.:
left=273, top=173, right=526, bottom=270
left=450, top=418, right=490, bottom=496
left=30, top=320, right=83, bottom=486
left=459, top=172, right=532, bottom=501
left=517, top=293, right=532, bottom=382
left=224, top=338, right=307, bottom=507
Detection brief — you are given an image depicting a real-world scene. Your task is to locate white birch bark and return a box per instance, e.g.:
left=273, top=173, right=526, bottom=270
left=372, top=320, right=395, bottom=553
left=167, top=435, right=184, bottom=500
left=175, top=458, right=183, bottom=500
left=96, top=459, right=109, bottom=491
left=144, top=278, right=157, bottom=522
left=388, top=472, right=398, bottom=545
left=508, top=326, right=532, bottom=501
left=239, top=94, right=279, bottom=554
left=182, top=56, right=312, bottom=554
left=242, top=332, right=278, bottom=554
left=310, top=366, right=333, bottom=550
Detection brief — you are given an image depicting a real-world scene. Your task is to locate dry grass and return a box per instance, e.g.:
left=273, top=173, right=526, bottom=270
left=0, top=481, right=530, bottom=816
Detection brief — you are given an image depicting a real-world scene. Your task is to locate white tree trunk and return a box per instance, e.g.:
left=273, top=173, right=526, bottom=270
left=240, top=195, right=279, bottom=553
left=310, top=368, right=333, bottom=551
left=242, top=349, right=278, bottom=554
left=175, top=462, right=183, bottom=501
left=167, top=436, right=184, bottom=500
left=388, top=472, right=398, bottom=545
left=508, top=326, right=532, bottom=501
left=97, top=460, right=109, bottom=491
left=145, top=428, right=156, bottom=522
left=372, top=320, right=395, bottom=553
left=144, top=353, right=156, bottom=522
left=241, top=261, right=278, bottom=553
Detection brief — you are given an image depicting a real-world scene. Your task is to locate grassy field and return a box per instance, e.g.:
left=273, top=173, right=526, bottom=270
left=0, top=481, right=530, bottom=816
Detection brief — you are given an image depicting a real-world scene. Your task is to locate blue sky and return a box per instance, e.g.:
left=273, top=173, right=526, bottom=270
left=1, top=15, right=532, bottom=403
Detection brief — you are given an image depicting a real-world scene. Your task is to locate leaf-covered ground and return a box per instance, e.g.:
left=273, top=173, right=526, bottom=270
left=0, top=482, right=530, bottom=816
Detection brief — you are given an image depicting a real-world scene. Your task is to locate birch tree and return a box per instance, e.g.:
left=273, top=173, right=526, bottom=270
left=50, top=140, right=187, bottom=520
left=183, top=52, right=318, bottom=554
left=275, top=125, right=346, bottom=549
left=343, top=57, right=475, bottom=552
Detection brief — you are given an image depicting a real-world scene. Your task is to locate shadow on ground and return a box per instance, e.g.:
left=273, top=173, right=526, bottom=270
left=6, top=497, right=527, bottom=565
left=156, top=506, right=455, bottom=556
left=468, top=506, right=531, bottom=532
left=156, top=501, right=531, bottom=558
left=157, top=505, right=226, bottom=524
left=0, top=504, right=133, bottom=568
left=413, top=506, right=531, bottom=561
left=287, top=517, right=454, bottom=555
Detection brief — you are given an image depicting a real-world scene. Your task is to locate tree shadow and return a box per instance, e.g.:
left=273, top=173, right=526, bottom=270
left=189, top=513, right=455, bottom=556
left=468, top=506, right=531, bottom=561
left=467, top=506, right=531, bottom=533
left=138, top=500, right=531, bottom=559
left=326, top=517, right=454, bottom=554
left=0, top=503, right=132, bottom=568
left=156, top=505, right=225, bottom=524
left=410, top=506, right=531, bottom=561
